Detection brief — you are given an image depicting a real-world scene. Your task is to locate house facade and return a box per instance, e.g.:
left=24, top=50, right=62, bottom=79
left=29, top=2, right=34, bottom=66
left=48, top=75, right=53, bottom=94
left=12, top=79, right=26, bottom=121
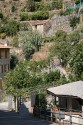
left=47, top=81, right=83, bottom=124
left=0, top=44, right=11, bottom=89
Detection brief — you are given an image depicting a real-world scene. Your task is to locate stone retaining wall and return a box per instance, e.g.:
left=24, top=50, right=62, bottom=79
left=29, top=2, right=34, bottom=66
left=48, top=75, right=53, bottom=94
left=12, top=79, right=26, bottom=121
left=44, top=14, right=77, bottom=36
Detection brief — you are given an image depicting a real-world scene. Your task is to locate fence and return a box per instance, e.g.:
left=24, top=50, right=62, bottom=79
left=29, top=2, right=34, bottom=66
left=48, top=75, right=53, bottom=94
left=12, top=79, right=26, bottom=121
left=34, top=108, right=83, bottom=125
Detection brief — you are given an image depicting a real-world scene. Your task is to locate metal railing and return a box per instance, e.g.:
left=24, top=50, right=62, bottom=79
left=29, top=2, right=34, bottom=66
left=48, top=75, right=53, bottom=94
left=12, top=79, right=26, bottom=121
left=34, top=109, right=83, bottom=125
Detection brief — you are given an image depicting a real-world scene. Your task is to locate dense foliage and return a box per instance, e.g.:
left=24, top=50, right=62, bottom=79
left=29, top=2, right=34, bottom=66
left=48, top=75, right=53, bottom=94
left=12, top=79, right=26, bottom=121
left=70, top=42, right=83, bottom=78
left=20, top=11, right=49, bottom=21
left=35, top=93, right=47, bottom=109
left=4, top=60, right=68, bottom=96
left=2, top=0, right=83, bottom=100
left=70, top=17, right=80, bottom=30
left=0, top=20, right=20, bottom=37
left=10, top=54, right=19, bottom=70
left=19, top=31, right=43, bottom=60
left=50, top=30, right=83, bottom=79
left=0, top=12, right=3, bottom=19
left=52, top=0, right=62, bottom=9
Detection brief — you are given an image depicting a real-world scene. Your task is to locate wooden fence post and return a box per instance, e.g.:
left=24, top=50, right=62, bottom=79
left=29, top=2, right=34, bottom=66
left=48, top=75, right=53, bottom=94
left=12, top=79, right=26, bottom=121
left=70, top=111, right=72, bottom=125
left=59, top=108, right=61, bottom=125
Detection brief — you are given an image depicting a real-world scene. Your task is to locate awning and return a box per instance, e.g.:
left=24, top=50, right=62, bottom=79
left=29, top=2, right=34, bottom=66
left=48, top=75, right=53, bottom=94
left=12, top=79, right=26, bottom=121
left=47, top=81, right=83, bottom=99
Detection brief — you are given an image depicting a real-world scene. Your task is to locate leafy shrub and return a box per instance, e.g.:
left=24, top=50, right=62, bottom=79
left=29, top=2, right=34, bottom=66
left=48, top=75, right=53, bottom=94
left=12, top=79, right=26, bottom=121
left=35, top=93, right=47, bottom=108
left=0, top=24, right=6, bottom=34
left=0, top=33, right=6, bottom=39
left=35, top=2, right=51, bottom=11
left=35, top=2, right=45, bottom=11
left=0, top=12, right=3, bottom=19
left=5, top=20, right=20, bottom=36
left=11, top=36, right=19, bottom=47
left=0, top=20, right=20, bottom=36
left=27, top=0, right=35, bottom=12
left=20, top=12, right=31, bottom=21
left=23, top=42, right=35, bottom=60
left=70, top=17, right=80, bottom=29
left=11, top=5, right=16, bottom=12
left=10, top=54, right=19, bottom=70
left=60, top=9, right=73, bottom=16
left=44, top=70, right=60, bottom=83
left=52, top=0, right=62, bottom=10
left=31, top=11, right=49, bottom=20
left=75, top=0, right=80, bottom=4
left=55, top=30, right=67, bottom=42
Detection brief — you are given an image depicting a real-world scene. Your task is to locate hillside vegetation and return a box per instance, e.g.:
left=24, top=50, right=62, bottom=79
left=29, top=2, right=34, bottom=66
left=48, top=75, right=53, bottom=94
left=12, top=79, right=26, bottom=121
left=0, top=0, right=83, bottom=97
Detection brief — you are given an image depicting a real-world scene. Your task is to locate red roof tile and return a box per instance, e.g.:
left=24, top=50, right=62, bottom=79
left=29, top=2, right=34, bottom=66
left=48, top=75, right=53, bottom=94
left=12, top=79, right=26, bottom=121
left=0, top=44, right=12, bottom=49
left=30, top=20, right=48, bottom=26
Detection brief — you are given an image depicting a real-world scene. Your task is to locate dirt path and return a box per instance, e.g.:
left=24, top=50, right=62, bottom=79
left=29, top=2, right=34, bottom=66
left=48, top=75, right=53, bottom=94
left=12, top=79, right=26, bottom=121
left=32, top=42, right=53, bottom=61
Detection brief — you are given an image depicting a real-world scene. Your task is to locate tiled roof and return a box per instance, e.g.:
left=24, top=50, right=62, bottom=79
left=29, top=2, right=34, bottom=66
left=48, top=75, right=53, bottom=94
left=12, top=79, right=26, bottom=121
left=0, top=44, right=12, bottom=49
left=30, top=20, right=48, bottom=26
left=47, top=81, right=83, bottom=99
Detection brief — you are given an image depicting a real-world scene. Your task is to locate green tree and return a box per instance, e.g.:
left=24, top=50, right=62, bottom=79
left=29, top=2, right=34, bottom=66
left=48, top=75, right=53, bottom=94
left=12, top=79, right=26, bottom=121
left=69, top=42, right=83, bottom=78
left=23, top=41, right=35, bottom=60
left=75, top=0, right=80, bottom=4
left=11, top=5, right=16, bottom=12
left=20, top=12, right=31, bottom=21
left=19, top=31, right=43, bottom=60
left=4, top=62, right=30, bottom=96
left=5, top=20, right=20, bottom=36
left=28, top=31, right=43, bottom=51
left=44, top=70, right=60, bottom=83
left=31, top=11, right=49, bottom=20
left=10, top=54, right=19, bottom=70
left=57, top=75, right=69, bottom=85
left=52, top=0, right=62, bottom=10
left=70, top=17, right=80, bottom=30
left=55, top=30, right=67, bottom=42
left=27, top=0, right=35, bottom=12
left=35, top=93, right=47, bottom=108
left=18, top=31, right=34, bottom=60
left=50, top=41, right=72, bottom=66
left=4, top=62, right=31, bottom=111
left=0, top=12, right=3, bottom=19
left=67, top=31, right=80, bottom=45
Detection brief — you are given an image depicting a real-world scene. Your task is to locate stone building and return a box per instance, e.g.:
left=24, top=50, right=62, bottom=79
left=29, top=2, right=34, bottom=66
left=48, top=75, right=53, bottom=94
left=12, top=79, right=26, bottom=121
left=29, top=20, right=48, bottom=36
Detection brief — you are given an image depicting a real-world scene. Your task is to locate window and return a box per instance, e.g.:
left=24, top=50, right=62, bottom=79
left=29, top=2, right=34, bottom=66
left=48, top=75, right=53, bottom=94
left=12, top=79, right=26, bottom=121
left=0, top=49, right=5, bottom=59
left=72, top=98, right=82, bottom=112
left=4, top=64, right=9, bottom=72
left=35, top=25, right=37, bottom=30
left=59, top=97, right=67, bottom=110
left=0, top=65, right=3, bottom=73
left=5, top=49, right=8, bottom=58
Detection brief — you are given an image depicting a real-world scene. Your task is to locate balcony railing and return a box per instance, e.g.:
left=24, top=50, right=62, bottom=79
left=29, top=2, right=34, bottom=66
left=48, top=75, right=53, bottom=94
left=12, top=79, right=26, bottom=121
left=33, top=108, right=83, bottom=125
left=0, top=59, right=10, bottom=65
